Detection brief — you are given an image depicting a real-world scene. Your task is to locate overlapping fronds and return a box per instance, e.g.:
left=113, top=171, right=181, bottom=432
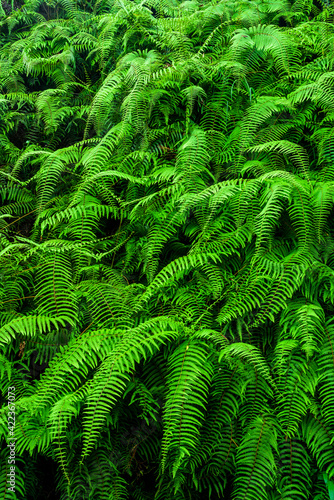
left=1, top=0, right=334, bottom=499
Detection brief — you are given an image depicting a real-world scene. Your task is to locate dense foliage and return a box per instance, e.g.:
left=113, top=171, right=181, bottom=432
left=1, top=0, right=334, bottom=498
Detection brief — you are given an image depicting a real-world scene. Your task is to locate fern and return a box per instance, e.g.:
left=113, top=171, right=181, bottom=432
left=1, top=0, right=334, bottom=498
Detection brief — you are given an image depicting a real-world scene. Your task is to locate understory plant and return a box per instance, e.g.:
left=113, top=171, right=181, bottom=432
left=1, top=0, right=334, bottom=498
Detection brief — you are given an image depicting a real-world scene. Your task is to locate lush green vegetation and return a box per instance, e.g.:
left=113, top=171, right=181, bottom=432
left=1, top=0, right=334, bottom=498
